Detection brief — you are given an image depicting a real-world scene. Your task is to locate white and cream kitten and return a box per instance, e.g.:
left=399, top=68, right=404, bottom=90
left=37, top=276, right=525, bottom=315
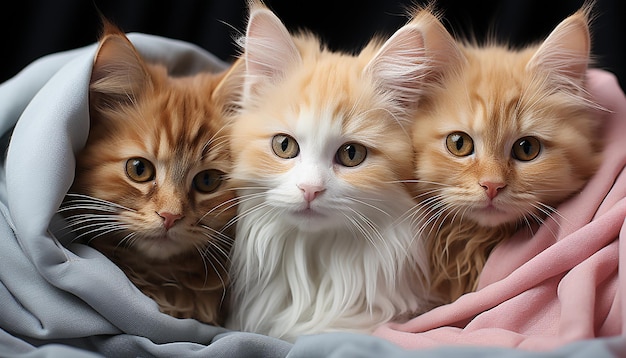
left=226, top=1, right=439, bottom=341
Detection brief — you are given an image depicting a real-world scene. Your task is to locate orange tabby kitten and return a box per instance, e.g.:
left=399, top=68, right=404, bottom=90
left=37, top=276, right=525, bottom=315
left=410, top=5, right=602, bottom=303
left=60, top=21, right=242, bottom=325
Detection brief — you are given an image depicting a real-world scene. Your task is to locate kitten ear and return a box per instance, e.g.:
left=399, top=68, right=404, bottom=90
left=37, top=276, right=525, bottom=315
left=413, top=8, right=465, bottom=76
left=212, top=57, right=245, bottom=116
left=242, top=1, right=301, bottom=99
left=89, top=19, right=152, bottom=108
left=527, top=6, right=591, bottom=88
left=364, top=7, right=464, bottom=112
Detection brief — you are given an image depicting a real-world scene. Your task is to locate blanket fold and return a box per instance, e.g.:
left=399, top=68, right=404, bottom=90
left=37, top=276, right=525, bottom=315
left=0, top=33, right=623, bottom=358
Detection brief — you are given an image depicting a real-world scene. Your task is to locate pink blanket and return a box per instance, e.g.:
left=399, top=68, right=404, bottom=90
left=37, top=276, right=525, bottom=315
left=373, top=69, right=626, bottom=351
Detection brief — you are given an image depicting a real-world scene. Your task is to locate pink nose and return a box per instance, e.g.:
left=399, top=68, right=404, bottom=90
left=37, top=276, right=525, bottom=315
left=297, top=184, right=325, bottom=203
left=158, top=212, right=184, bottom=230
left=479, top=181, right=506, bottom=200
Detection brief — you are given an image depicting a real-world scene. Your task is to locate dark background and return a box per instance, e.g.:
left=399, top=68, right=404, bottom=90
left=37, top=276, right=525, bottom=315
left=1, top=0, right=624, bottom=90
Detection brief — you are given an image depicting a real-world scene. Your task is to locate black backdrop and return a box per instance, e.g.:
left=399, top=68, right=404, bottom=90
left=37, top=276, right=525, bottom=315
left=2, top=0, right=624, bottom=90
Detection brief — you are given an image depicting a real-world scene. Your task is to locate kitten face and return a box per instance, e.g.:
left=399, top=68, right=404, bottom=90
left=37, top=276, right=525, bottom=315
left=413, top=8, right=600, bottom=228
left=71, top=98, right=234, bottom=259
left=232, top=5, right=431, bottom=234
left=232, top=54, right=415, bottom=232
left=63, top=25, right=240, bottom=260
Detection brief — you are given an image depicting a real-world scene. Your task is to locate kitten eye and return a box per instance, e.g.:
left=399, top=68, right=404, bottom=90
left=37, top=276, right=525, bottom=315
left=512, top=136, right=541, bottom=161
left=125, top=157, right=155, bottom=182
left=446, top=132, right=474, bottom=157
left=192, top=169, right=224, bottom=193
left=336, top=143, right=367, bottom=167
left=272, top=134, right=300, bottom=159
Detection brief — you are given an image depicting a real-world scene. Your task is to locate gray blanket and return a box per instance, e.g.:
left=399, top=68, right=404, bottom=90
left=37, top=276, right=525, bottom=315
left=0, top=33, right=623, bottom=358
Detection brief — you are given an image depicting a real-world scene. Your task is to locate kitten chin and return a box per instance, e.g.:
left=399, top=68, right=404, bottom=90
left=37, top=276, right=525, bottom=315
left=459, top=189, right=540, bottom=228
left=271, top=189, right=374, bottom=232
left=468, top=206, right=516, bottom=227
left=117, top=228, right=204, bottom=260
left=283, top=209, right=331, bottom=232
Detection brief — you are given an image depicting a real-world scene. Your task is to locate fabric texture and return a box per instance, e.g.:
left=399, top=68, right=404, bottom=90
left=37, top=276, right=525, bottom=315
left=0, top=33, right=624, bottom=358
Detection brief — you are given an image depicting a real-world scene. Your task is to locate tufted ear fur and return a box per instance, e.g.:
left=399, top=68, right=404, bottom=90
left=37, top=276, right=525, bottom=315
left=212, top=57, right=246, bottom=117
left=527, top=5, right=592, bottom=90
left=89, top=19, right=152, bottom=110
left=242, top=0, right=301, bottom=100
left=364, top=5, right=465, bottom=112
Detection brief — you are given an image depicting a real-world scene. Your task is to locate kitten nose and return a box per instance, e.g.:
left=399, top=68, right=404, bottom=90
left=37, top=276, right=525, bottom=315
left=158, top=212, right=184, bottom=230
left=480, top=181, right=506, bottom=200
left=298, top=184, right=325, bottom=203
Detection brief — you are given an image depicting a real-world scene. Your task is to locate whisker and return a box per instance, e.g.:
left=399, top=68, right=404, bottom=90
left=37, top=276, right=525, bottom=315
left=535, top=202, right=571, bottom=225
left=198, top=224, right=234, bottom=249
left=62, top=193, right=136, bottom=212
left=220, top=192, right=269, bottom=230
left=352, top=207, right=396, bottom=261
left=69, top=224, right=130, bottom=245
left=392, top=179, right=454, bottom=188
left=196, top=195, right=241, bottom=224
left=346, top=197, right=390, bottom=218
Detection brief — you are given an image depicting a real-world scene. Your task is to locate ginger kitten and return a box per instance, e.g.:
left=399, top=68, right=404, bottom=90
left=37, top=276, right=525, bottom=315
left=60, top=21, right=242, bottom=325
left=225, top=1, right=438, bottom=341
left=410, top=5, right=602, bottom=303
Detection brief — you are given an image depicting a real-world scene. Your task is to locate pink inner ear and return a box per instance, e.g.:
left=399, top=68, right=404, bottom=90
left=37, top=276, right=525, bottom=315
left=365, top=24, right=428, bottom=110
left=418, top=12, right=465, bottom=72
left=527, top=11, right=590, bottom=84
left=364, top=9, right=464, bottom=112
left=90, top=33, right=152, bottom=106
left=244, top=8, right=300, bottom=98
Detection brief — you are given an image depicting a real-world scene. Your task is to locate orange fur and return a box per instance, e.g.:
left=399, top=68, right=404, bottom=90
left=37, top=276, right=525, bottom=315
left=60, top=21, right=243, bottom=325
left=411, top=5, right=602, bottom=303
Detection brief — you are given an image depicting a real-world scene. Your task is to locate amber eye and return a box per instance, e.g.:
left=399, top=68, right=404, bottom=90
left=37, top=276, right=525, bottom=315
left=272, top=134, right=300, bottom=159
left=192, top=169, right=224, bottom=193
left=336, top=143, right=367, bottom=167
left=446, top=132, right=474, bottom=157
left=125, top=157, right=155, bottom=182
left=512, top=136, right=541, bottom=161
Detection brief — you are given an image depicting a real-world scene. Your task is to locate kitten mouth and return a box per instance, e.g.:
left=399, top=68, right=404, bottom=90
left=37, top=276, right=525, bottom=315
left=286, top=207, right=330, bottom=232
left=292, top=207, right=324, bottom=218
left=469, top=203, right=514, bottom=227
left=479, top=206, right=502, bottom=214
left=132, top=233, right=194, bottom=260
left=477, top=203, right=505, bottom=213
left=145, top=235, right=175, bottom=246
left=150, top=230, right=181, bottom=243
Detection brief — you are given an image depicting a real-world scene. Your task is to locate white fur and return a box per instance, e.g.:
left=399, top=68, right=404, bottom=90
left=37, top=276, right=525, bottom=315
left=227, top=181, right=431, bottom=341
left=226, top=102, right=432, bottom=340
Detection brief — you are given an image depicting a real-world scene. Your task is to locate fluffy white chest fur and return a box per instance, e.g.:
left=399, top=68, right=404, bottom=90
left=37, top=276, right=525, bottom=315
left=227, top=187, right=432, bottom=342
